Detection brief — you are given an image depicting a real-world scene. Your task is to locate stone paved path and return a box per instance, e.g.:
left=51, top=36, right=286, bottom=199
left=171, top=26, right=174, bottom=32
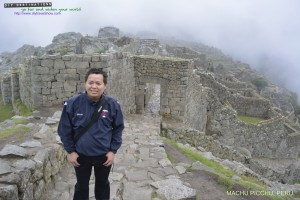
left=45, top=114, right=196, bottom=200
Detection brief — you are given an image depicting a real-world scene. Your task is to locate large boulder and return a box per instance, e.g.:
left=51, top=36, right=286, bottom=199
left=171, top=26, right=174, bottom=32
left=98, top=26, right=119, bottom=38
left=45, top=32, right=82, bottom=55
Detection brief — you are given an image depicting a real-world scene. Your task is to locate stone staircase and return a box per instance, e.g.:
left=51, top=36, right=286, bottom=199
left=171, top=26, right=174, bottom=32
left=45, top=114, right=196, bottom=200
left=0, top=111, right=197, bottom=200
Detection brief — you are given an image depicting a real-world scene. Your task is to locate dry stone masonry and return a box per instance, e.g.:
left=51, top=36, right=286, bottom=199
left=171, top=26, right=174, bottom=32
left=1, top=28, right=300, bottom=186
left=133, top=56, right=192, bottom=118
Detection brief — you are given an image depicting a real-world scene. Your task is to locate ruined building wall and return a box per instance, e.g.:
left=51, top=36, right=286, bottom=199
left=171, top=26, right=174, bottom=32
left=0, top=52, right=136, bottom=114
left=184, top=73, right=208, bottom=132
left=229, top=94, right=272, bottom=118
left=133, top=56, right=192, bottom=119
left=1, top=76, right=11, bottom=104
left=197, top=72, right=274, bottom=119
left=11, top=73, right=20, bottom=101
left=183, top=70, right=299, bottom=159
left=19, top=61, right=33, bottom=107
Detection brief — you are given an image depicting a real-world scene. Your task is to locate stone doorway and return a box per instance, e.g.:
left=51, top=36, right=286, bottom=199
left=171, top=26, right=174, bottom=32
left=136, top=80, right=169, bottom=115
left=133, top=56, right=192, bottom=119
left=144, top=84, right=160, bottom=115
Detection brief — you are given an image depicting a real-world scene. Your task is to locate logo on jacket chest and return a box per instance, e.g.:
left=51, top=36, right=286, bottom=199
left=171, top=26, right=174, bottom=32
left=101, top=109, right=108, bottom=118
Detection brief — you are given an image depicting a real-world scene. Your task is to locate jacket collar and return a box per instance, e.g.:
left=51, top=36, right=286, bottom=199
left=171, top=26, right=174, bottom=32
left=84, top=92, right=105, bottom=105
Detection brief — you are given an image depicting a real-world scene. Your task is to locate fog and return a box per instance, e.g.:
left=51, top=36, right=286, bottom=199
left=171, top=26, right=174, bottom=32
left=1, top=0, right=300, bottom=98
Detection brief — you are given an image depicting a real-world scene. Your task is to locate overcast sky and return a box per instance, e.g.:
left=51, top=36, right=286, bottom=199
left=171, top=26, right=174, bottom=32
left=1, top=0, right=300, bottom=98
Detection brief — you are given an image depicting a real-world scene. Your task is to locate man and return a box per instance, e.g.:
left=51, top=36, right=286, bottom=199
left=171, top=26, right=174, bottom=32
left=58, top=68, right=124, bottom=200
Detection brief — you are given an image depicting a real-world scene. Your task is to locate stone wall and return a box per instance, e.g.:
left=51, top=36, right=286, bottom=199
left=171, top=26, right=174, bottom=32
left=228, top=94, right=272, bottom=118
left=0, top=52, right=136, bottom=114
left=133, top=56, right=193, bottom=119
left=184, top=73, right=208, bottom=132
left=220, top=117, right=299, bottom=158
left=19, top=62, right=33, bottom=107
left=181, top=70, right=299, bottom=160
left=1, top=75, right=11, bottom=104
left=161, top=120, right=300, bottom=183
left=144, top=83, right=156, bottom=106
left=197, top=72, right=274, bottom=119
left=0, top=142, right=67, bottom=200
left=11, top=73, right=20, bottom=101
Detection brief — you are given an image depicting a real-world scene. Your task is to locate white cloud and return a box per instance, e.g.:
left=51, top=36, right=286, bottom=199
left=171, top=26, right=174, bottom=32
left=1, top=0, right=300, bottom=97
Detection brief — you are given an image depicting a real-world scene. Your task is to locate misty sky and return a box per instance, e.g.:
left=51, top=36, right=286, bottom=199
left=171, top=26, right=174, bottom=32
left=1, top=0, right=300, bottom=98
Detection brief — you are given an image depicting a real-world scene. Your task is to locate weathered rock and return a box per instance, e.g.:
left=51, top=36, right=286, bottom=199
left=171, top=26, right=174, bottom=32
left=0, top=159, right=12, bottom=175
left=20, top=140, right=42, bottom=148
left=122, top=182, right=152, bottom=200
left=33, top=124, right=53, bottom=139
left=158, top=159, right=172, bottom=167
left=175, top=165, right=186, bottom=174
left=45, top=117, right=57, bottom=125
left=98, top=26, right=119, bottom=38
left=0, top=144, right=28, bottom=158
left=0, top=184, right=19, bottom=200
left=151, top=178, right=196, bottom=200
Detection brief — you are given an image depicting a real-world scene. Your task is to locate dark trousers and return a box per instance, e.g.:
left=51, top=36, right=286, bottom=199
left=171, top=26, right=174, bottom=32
left=73, top=153, right=112, bottom=200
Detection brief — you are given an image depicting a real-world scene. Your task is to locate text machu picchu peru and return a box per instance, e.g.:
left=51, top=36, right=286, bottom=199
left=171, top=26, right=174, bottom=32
left=1, top=26, right=300, bottom=200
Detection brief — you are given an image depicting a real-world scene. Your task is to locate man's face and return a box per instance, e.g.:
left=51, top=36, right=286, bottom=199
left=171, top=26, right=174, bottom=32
left=85, top=74, right=106, bottom=101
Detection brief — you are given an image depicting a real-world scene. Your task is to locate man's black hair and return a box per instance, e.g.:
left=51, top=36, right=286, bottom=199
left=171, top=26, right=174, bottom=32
left=85, top=68, right=108, bottom=85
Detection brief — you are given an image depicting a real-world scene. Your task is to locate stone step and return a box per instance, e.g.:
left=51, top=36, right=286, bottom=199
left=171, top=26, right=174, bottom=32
left=45, top=114, right=197, bottom=200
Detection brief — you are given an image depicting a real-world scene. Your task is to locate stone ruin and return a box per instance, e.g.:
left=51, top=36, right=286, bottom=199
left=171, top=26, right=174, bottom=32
left=1, top=26, right=300, bottom=198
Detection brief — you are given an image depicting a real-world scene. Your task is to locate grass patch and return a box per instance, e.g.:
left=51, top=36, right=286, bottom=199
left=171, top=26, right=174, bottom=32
left=151, top=193, right=160, bottom=198
left=163, top=137, right=235, bottom=177
left=0, top=96, right=14, bottom=122
left=293, top=179, right=300, bottom=184
left=59, top=47, right=69, bottom=56
left=218, top=174, right=234, bottom=190
left=293, top=192, right=300, bottom=198
left=13, top=99, right=33, bottom=116
left=0, top=125, right=31, bottom=139
left=12, top=117, right=32, bottom=125
left=166, top=152, right=177, bottom=164
left=237, top=115, right=264, bottom=124
left=162, top=137, right=292, bottom=200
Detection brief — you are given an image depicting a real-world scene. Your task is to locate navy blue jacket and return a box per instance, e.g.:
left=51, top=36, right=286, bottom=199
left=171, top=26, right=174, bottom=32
left=57, top=93, right=124, bottom=156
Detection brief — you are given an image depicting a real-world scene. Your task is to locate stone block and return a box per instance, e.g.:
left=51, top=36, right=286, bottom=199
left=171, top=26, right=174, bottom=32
left=161, top=98, right=168, bottom=106
left=65, top=69, right=77, bottom=74
left=62, top=55, right=71, bottom=61
left=51, top=82, right=64, bottom=88
left=56, top=74, right=80, bottom=81
left=71, top=55, right=83, bottom=61
left=77, top=68, right=87, bottom=76
left=0, top=185, right=19, bottom=200
left=91, top=55, right=100, bottom=62
left=0, top=144, right=28, bottom=158
left=41, top=75, right=55, bottom=82
left=54, top=60, right=65, bottom=69
left=31, top=74, right=42, bottom=82
left=34, top=66, right=50, bottom=75
left=116, top=51, right=123, bottom=59
left=41, top=59, right=54, bottom=68
left=47, top=55, right=58, bottom=60
left=79, top=74, right=86, bottom=81
left=64, top=81, right=77, bottom=92
left=90, top=61, right=102, bottom=68
left=65, top=61, right=89, bottom=69
left=34, top=180, right=45, bottom=200
left=100, top=54, right=110, bottom=62
left=77, top=83, right=85, bottom=91
left=31, top=58, right=41, bottom=66
left=42, top=88, right=51, bottom=95
left=50, top=69, right=60, bottom=75
left=82, top=56, right=92, bottom=62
